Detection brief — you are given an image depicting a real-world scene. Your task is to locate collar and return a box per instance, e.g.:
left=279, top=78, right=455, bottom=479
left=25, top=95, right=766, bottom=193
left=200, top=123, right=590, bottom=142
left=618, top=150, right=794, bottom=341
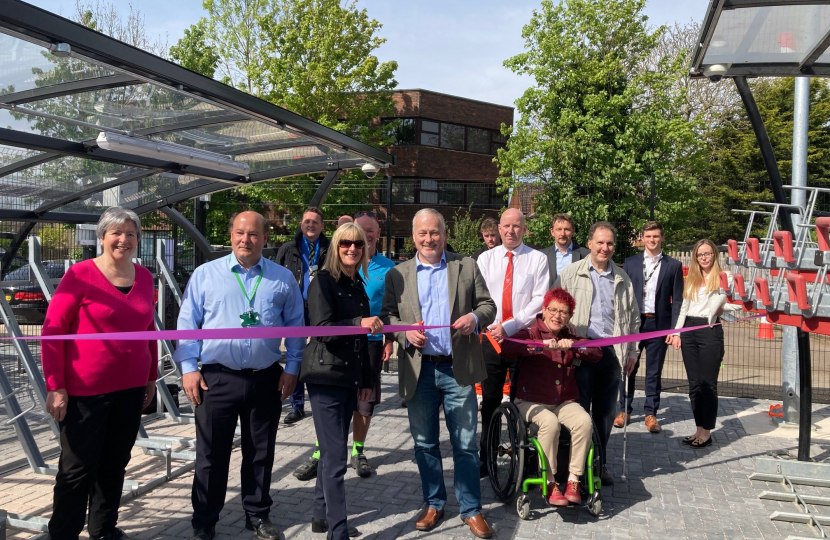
left=556, top=242, right=573, bottom=255
left=500, top=243, right=525, bottom=257
left=588, top=257, right=612, bottom=277
left=416, top=250, right=446, bottom=269
left=644, top=251, right=663, bottom=263
left=303, top=236, right=320, bottom=248
left=229, top=253, right=265, bottom=273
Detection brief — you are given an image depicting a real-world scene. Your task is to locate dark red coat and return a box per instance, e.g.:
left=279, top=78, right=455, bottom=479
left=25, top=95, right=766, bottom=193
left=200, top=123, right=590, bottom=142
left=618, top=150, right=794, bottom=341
left=500, top=315, right=601, bottom=406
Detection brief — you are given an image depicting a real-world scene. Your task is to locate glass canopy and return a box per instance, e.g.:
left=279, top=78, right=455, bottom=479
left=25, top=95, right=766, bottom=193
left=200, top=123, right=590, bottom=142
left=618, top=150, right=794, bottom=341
left=0, top=0, right=394, bottom=223
left=691, top=0, right=830, bottom=80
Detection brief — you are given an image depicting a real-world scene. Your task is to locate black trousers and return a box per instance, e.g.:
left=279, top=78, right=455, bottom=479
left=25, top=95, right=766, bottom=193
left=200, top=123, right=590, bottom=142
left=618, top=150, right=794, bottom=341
left=48, top=385, right=145, bottom=540
left=191, top=363, right=282, bottom=529
left=575, top=347, right=621, bottom=467
left=479, top=340, right=515, bottom=463
left=680, top=317, right=724, bottom=430
left=618, top=317, right=669, bottom=416
left=307, top=384, right=358, bottom=540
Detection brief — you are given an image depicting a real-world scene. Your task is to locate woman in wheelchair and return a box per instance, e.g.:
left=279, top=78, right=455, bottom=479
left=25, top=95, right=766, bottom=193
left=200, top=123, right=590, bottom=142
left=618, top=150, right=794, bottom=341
left=499, top=288, right=601, bottom=507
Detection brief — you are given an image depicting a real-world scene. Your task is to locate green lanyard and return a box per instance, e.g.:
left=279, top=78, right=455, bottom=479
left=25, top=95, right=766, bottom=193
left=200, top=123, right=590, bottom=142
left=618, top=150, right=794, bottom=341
left=233, top=268, right=263, bottom=308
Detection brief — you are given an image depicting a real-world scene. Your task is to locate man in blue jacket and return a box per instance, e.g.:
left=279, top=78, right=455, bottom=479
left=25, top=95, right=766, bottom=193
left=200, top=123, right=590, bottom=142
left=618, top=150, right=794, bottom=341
left=617, top=221, right=684, bottom=433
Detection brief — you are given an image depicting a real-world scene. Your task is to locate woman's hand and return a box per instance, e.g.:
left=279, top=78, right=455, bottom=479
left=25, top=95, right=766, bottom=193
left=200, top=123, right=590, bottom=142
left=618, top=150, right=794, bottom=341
left=359, top=388, right=372, bottom=402
left=143, top=381, right=156, bottom=410
left=542, top=339, right=559, bottom=350
left=557, top=339, right=574, bottom=349
left=665, top=335, right=681, bottom=350
left=361, top=316, right=384, bottom=335
left=46, top=389, right=69, bottom=422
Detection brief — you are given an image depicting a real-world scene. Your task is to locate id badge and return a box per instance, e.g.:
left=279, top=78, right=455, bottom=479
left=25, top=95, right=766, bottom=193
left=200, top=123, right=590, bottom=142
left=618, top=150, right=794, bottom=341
left=240, top=310, right=260, bottom=327
left=309, top=264, right=318, bottom=282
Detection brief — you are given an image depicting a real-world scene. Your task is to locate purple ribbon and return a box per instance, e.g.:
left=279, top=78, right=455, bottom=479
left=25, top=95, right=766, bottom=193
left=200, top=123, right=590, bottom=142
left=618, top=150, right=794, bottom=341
left=502, top=314, right=765, bottom=349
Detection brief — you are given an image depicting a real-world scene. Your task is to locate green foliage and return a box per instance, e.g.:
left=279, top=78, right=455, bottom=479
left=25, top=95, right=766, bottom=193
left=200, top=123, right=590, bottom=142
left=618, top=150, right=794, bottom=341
left=169, top=19, right=220, bottom=78
left=447, top=205, right=483, bottom=256
left=499, top=0, right=704, bottom=247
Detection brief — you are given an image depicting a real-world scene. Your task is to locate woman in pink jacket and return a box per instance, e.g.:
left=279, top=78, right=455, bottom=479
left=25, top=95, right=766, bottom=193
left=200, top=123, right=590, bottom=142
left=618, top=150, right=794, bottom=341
left=42, top=207, right=157, bottom=540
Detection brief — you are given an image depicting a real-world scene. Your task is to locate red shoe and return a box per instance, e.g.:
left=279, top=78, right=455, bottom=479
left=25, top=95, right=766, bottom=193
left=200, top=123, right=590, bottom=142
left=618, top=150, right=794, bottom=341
left=548, top=484, right=569, bottom=507
left=564, top=480, right=582, bottom=504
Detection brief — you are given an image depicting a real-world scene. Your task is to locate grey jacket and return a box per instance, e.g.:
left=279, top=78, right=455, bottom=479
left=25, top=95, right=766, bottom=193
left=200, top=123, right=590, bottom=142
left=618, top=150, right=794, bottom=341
left=380, top=251, right=497, bottom=401
left=554, top=257, right=640, bottom=373
left=540, top=242, right=591, bottom=288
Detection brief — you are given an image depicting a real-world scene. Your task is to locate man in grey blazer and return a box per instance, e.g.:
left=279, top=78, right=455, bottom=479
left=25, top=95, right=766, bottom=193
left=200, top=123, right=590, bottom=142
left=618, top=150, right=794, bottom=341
left=539, top=213, right=591, bottom=288
left=381, top=208, right=496, bottom=539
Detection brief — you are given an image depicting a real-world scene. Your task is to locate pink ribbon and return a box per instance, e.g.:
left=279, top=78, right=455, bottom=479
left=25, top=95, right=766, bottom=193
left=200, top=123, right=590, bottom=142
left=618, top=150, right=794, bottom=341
left=501, top=314, right=765, bottom=349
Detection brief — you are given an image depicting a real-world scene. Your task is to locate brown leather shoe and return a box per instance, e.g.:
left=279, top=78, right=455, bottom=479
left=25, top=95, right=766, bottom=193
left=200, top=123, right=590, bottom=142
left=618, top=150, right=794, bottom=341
left=462, top=514, right=493, bottom=539
left=645, top=415, right=662, bottom=433
left=613, top=412, right=630, bottom=428
left=415, top=507, right=444, bottom=531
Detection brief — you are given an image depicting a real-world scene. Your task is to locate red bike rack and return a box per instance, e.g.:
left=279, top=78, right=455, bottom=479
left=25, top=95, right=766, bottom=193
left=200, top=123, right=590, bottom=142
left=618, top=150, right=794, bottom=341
left=727, top=239, right=740, bottom=261
left=754, top=276, right=771, bottom=306
left=786, top=273, right=811, bottom=311
left=746, top=238, right=762, bottom=264
left=773, top=231, right=795, bottom=263
left=816, top=217, right=830, bottom=252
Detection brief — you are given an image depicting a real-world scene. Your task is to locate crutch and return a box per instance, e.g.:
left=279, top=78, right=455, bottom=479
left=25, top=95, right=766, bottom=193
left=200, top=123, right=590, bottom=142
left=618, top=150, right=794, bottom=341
left=621, top=347, right=643, bottom=483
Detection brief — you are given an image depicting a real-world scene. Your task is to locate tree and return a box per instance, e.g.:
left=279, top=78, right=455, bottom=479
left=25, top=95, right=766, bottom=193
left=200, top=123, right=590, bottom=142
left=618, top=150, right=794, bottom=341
left=447, top=205, right=483, bottom=256
left=498, top=0, right=704, bottom=248
left=201, top=0, right=270, bottom=91
left=169, top=19, right=220, bottom=78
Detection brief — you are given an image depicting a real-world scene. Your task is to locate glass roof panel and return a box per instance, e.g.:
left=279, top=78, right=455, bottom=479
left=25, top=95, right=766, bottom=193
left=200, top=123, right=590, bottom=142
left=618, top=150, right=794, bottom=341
left=0, top=33, right=115, bottom=97
left=0, top=145, right=45, bottom=169
left=704, top=5, right=830, bottom=66
left=242, top=147, right=361, bottom=174
left=0, top=156, right=136, bottom=211
left=56, top=173, right=221, bottom=213
left=155, top=119, right=308, bottom=155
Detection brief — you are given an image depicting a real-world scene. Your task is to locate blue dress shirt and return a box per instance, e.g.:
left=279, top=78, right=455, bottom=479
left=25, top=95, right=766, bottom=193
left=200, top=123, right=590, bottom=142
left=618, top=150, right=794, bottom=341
left=416, top=252, right=453, bottom=356
left=173, top=254, right=306, bottom=376
left=300, top=237, right=320, bottom=302
left=556, top=242, right=574, bottom=275
left=587, top=259, right=615, bottom=340
left=360, top=253, right=395, bottom=342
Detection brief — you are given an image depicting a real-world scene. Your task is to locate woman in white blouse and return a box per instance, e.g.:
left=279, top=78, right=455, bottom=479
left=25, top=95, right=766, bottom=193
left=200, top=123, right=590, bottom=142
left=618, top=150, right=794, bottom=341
left=666, top=239, right=734, bottom=449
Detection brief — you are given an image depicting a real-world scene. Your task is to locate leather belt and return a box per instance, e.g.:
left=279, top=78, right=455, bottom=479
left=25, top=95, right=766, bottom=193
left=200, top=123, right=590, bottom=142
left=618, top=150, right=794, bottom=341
left=201, top=363, right=278, bottom=376
left=424, top=354, right=453, bottom=364
left=642, top=313, right=655, bottom=318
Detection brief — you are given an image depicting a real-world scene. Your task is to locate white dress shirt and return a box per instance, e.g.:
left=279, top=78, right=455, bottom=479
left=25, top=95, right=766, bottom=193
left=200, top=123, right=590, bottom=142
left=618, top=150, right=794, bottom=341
left=477, top=243, right=549, bottom=336
left=642, top=252, right=662, bottom=314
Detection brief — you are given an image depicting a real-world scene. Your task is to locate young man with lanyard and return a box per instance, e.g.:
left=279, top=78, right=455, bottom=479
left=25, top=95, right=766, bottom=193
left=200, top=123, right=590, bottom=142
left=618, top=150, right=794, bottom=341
left=175, top=211, right=305, bottom=540
left=617, top=221, right=683, bottom=433
left=275, top=206, right=330, bottom=424
left=293, top=210, right=395, bottom=481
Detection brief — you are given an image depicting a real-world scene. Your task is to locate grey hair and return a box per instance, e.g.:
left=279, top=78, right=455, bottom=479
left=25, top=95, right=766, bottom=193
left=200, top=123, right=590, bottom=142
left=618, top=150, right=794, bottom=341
left=412, top=208, right=446, bottom=232
left=97, top=206, right=141, bottom=240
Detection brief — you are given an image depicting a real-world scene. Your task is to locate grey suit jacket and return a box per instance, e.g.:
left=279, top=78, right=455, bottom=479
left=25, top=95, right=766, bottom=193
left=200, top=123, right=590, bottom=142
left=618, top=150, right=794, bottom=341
left=380, top=251, right=497, bottom=401
left=540, top=242, right=591, bottom=288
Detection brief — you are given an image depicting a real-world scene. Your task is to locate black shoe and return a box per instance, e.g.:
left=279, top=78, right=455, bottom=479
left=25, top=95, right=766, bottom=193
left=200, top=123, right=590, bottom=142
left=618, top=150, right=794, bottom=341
left=190, top=526, right=215, bottom=540
left=690, top=437, right=712, bottom=449
left=351, top=453, right=372, bottom=477
left=246, top=518, right=280, bottom=540
left=479, top=462, right=489, bottom=479
left=294, top=456, right=319, bottom=481
left=284, top=409, right=305, bottom=424
left=682, top=435, right=697, bottom=445
left=401, top=400, right=407, bottom=408
left=91, top=528, right=131, bottom=540
left=600, top=466, right=614, bottom=485
left=311, top=517, right=360, bottom=537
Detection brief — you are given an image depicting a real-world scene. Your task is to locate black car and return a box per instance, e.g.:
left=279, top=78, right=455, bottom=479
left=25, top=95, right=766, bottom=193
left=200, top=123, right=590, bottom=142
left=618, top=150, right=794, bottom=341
left=2, top=261, right=66, bottom=324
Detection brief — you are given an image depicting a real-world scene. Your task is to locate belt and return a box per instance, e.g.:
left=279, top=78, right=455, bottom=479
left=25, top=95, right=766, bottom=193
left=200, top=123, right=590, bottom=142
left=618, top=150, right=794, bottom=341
left=642, top=313, right=655, bottom=318
left=423, top=354, right=453, bottom=364
left=201, top=363, right=278, bottom=376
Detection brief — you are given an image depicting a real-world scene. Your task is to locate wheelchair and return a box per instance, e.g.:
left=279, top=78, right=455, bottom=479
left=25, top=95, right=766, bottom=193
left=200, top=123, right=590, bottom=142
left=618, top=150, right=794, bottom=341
left=485, top=400, right=603, bottom=519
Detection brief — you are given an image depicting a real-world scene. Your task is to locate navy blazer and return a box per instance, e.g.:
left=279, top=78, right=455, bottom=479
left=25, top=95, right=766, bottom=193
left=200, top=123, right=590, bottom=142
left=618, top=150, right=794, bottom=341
left=622, top=252, right=684, bottom=331
left=540, top=242, right=591, bottom=288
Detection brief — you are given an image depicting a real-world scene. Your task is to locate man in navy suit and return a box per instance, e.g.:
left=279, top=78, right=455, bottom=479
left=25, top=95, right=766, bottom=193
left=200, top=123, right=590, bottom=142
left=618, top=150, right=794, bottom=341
left=539, top=213, right=591, bottom=288
left=616, top=221, right=683, bottom=433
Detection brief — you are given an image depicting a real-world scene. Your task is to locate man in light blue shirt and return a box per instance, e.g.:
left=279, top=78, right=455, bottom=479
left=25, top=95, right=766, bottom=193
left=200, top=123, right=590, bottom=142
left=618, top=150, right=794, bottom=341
left=175, top=211, right=304, bottom=540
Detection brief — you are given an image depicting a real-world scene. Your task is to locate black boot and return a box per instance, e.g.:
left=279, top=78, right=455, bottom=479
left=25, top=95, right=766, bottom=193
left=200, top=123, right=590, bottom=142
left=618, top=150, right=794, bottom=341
left=311, top=517, right=360, bottom=537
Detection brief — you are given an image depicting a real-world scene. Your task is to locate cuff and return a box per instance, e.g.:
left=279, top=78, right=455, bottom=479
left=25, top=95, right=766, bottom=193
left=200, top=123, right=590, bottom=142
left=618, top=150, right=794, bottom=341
left=471, top=313, right=480, bottom=335
left=502, top=318, right=518, bottom=337
left=284, top=360, right=301, bottom=376
left=178, top=357, right=200, bottom=375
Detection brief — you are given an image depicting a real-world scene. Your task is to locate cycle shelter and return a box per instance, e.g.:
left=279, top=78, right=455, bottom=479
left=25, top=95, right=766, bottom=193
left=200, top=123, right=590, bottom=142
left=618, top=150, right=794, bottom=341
left=0, top=0, right=395, bottom=535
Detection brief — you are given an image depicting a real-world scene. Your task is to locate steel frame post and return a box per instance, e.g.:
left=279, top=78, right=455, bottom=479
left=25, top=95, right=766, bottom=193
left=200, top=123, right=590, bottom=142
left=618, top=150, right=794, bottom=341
left=734, top=76, right=812, bottom=461
left=308, top=169, right=342, bottom=209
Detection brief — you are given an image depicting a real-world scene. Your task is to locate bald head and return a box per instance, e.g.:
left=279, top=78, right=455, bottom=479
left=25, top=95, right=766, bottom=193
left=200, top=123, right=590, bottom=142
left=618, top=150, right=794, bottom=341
left=499, top=208, right=526, bottom=250
left=230, top=211, right=268, bottom=269
left=230, top=211, right=268, bottom=235
left=337, top=215, right=353, bottom=227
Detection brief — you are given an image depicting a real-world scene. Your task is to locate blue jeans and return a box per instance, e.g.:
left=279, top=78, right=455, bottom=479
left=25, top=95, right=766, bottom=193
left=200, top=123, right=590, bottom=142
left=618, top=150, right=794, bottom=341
left=406, top=361, right=481, bottom=519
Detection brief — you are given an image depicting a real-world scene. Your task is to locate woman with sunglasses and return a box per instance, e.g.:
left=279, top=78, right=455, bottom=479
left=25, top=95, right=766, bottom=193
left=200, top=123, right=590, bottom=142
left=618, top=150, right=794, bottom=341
left=499, top=288, right=601, bottom=506
left=666, top=239, right=736, bottom=449
left=300, top=222, right=382, bottom=540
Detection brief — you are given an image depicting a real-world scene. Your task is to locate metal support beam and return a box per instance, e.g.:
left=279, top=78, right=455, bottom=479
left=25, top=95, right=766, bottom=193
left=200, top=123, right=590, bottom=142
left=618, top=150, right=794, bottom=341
left=800, top=28, right=830, bottom=73
left=0, top=74, right=140, bottom=105
left=0, top=153, right=60, bottom=179
left=308, top=169, right=342, bottom=208
left=0, top=209, right=101, bottom=224
left=690, top=0, right=726, bottom=74
left=158, top=205, right=215, bottom=260
left=32, top=169, right=155, bottom=216
left=1, top=222, right=35, bottom=278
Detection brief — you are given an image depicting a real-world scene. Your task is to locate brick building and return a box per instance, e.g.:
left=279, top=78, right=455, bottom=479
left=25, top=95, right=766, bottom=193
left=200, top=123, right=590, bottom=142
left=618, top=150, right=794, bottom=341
left=380, top=89, right=513, bottom=255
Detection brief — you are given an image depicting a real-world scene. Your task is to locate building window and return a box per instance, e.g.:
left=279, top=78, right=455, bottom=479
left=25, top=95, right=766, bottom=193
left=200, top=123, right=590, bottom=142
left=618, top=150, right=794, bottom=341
left=392, top=183, right=415, bottom=203
left=384, top=118, right=416, bottom=145
left=491, top=131, right=507, bottom=155
left=439, top=184, right=464, bottom=205
left=467, top=127, right=490, bottom=154
left=421, top=121, right=439, bottom=146
left=467, top=183, right=491, bottom=206
left=440, top=123, right=465, bottom=151
left=420, top=179, right=438, bottom=204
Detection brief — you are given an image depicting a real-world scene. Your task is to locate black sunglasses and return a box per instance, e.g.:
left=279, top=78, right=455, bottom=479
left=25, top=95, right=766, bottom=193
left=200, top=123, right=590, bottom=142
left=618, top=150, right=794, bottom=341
left=354, top=210, right=377, bottom=219
left=339, top=239, right=365, bottom=249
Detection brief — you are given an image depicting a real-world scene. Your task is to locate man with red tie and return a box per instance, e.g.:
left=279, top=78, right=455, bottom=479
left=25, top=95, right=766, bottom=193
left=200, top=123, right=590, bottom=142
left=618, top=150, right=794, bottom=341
left=476, top=208, right=549, bottom=476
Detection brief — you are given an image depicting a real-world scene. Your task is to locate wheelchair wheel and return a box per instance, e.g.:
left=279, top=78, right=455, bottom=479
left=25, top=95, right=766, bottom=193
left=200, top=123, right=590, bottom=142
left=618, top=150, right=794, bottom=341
left=579, top=423, right=604, bottom=511
left=486, top=402, right=525, bottom=502
left=516, top=493, right=531, bottom=520
left=586, top=491, right=603, bottom=517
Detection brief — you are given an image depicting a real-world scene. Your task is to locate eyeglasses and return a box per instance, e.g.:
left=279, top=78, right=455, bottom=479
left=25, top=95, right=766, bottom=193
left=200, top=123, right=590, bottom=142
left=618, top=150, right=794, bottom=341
left=696, top=252, right=715, bottom=259
left=544, top=307, right=571, bottom=318
left=354, top=211, right=376, bottom=219
left=339, top=239, right=365, bottom=249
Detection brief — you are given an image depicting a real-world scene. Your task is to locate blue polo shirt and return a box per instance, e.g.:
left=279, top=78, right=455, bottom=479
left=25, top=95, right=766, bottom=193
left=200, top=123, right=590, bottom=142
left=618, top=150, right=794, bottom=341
left=359, top=253, right=395, bottom=342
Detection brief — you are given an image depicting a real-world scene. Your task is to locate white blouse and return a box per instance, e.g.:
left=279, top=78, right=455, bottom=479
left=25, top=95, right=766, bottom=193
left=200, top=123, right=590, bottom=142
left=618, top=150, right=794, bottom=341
left=673, top=271, right=741, bottom=331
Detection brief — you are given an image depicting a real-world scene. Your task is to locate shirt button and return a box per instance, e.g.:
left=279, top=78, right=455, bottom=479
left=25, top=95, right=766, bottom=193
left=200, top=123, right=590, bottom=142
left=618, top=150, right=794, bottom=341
left=555, top=380, right=560, bottom=385
left=558, top=364, right=562, bottom=368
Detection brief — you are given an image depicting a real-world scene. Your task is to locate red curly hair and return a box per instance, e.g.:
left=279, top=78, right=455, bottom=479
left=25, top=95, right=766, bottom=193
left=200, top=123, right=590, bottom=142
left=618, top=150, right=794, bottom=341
left=543, top=287, right=576, bottom=314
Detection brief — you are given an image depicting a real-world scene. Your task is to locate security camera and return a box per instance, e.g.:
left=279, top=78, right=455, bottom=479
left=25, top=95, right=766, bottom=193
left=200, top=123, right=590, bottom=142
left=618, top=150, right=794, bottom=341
left=702, top=63, right=730, bottom=83
left=361, top=163, right=380, bottom=179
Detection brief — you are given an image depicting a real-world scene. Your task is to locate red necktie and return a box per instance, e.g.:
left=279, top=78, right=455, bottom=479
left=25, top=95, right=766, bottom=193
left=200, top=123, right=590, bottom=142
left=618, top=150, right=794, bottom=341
left=503, top=252, right=514, bottom=321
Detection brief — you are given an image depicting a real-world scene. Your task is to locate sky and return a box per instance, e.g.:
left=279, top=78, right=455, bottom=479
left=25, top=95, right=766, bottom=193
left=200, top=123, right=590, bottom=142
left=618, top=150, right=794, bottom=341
left=25, top=0, right=709, bottom=109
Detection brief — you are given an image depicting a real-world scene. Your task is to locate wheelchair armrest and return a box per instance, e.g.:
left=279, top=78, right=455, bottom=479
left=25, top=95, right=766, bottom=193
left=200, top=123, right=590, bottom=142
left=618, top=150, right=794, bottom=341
left=527, top=422, right=539, bottom=439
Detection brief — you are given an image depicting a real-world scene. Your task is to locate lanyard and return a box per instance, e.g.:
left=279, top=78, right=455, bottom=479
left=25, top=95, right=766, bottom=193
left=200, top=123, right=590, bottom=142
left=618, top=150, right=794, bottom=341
left=233, top=268, right=263, bottom=307
left=643, top=254, right=662, bottom=297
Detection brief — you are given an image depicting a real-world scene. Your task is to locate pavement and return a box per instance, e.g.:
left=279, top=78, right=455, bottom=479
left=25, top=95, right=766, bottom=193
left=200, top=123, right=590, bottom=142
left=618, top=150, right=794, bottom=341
left=4, top=374, right=830, bottom=540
